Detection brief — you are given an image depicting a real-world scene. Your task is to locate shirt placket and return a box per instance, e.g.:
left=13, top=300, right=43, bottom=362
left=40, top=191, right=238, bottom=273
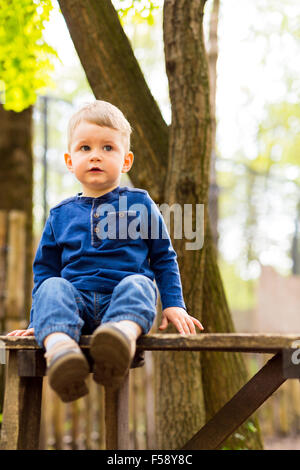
left=91, top=200, right=100, bottom=246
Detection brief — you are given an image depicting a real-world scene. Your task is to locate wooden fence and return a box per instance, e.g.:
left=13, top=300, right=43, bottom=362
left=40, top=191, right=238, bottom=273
left=0, top=210, right=27, bottom=417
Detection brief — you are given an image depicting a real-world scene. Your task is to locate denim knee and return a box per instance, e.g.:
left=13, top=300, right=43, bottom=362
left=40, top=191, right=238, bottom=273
left=35, top=277, right=70, bottom=295
left=32, top=277, right=84, bottom=347
left=101, top=274, right=157, bottom=334
left=120, top=274, right=157, bottom=300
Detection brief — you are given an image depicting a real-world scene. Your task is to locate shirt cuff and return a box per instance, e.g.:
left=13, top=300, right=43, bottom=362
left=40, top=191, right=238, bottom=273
left=161, top=299, right=187, bottom=312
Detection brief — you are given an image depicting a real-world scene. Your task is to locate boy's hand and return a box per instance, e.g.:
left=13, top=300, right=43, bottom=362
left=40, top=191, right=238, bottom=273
left=7, top=328, right=34, bottom=337
left=159, top=307, right=204, bottom=335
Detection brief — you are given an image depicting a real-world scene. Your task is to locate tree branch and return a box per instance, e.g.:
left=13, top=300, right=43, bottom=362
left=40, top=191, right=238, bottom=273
left=58, top=0, right=168, bottom=201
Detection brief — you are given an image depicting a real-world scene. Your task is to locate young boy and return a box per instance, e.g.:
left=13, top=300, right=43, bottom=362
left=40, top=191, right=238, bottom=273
left=8, top=100, right=203, bottom=402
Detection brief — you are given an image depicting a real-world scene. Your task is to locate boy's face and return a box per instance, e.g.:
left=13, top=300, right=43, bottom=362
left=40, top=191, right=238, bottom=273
left=64, top=120, right=134, bottom=197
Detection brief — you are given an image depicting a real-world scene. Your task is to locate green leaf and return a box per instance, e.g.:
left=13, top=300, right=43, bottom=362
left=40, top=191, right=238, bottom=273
left=246, top=421, right=257, bottom=433
left=0, top=0, right=56, bottom=111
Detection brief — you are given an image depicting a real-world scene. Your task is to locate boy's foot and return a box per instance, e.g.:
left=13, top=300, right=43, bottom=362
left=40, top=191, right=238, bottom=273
left=90, top=323, right=135, bottom=388
left=45, top=340, right=90, bottom=403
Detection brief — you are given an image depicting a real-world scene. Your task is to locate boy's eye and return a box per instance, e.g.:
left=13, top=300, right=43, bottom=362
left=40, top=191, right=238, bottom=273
left=103, top=145, right=113, bottom=151
left=80, top=145, right=90, bottom=151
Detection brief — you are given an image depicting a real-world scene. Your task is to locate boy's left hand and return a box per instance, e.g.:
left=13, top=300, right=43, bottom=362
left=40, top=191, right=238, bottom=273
left=159, top=307, right=204, bottom=335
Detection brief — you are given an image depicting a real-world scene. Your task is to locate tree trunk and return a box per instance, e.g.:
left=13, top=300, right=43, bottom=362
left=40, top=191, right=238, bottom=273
left=153, top=0, right=211, bottom=449
left=58, top=0, right=263, bottom=449
left=0, top=105, right=33, bottom=322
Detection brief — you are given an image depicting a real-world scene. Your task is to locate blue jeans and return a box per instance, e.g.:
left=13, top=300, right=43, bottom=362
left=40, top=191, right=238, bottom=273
left=31, top=274, right=158, bottom=348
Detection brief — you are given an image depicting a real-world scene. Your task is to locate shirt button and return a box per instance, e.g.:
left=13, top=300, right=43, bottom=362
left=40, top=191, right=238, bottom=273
left=94, top=212, right=99, bottom=218
left=119, top=212, right=125, bottom=218
left=94, top=227, right=99, bottom=233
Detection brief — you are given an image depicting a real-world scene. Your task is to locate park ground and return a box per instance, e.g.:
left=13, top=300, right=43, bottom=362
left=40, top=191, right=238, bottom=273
left=264, top=435, right=300, bottom=450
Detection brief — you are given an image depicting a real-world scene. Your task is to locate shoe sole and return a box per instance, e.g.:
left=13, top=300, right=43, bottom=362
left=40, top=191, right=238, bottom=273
left=90, top=325, right=131, bottom=388
left=48, top=352, right=90, bottom=403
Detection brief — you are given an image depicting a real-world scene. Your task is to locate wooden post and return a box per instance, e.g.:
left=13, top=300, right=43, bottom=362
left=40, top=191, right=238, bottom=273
left=145, top=350, right=156, bottom=449
left=52, top=393, right=63, bottom=449
left=0, top=211, right=7, bottom=418
left=0, top=210, right=7, bottom=328
left=0, top=350, right=43, bottom=450
left=104, top=372, right=130, bottom=449
left=70, top=396, right=80, bottom=449
left=97, top=384, right=106, bottom=449
left=84, top=375, right=92, bottom=449
left=4, top=211, right=26, bottom=332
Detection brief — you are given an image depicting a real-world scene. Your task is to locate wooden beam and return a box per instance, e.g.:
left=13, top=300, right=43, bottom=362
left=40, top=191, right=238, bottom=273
left=181, top=353, right=286, bottom=450
left=1, top=333, right=300, bottom=353
left=0, top=350, right=43, bottom=450
left=136, top=333, right=300, bottom=353
left=17, top=350, right=45, bottom=377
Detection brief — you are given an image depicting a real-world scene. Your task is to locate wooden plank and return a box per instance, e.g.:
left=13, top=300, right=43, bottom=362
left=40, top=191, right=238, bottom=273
left=1, top=333, right=300, bottom=353
left=136, top=334, right=300, bottom=353
left=104, top=373, right=130, bottom=450
left=0, top=350, right=43, bottom=450
left=0, top=335, right=39, bottom=349
left=181, top=353, right=286, bottom=450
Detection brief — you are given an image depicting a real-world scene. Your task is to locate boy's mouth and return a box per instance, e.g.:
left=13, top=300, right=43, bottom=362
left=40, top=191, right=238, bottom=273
left=89, top=167, right=103, bottom=172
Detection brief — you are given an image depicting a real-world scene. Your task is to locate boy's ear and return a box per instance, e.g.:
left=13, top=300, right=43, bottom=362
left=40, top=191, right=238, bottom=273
left=64, top=153, right=74, bottom=172
left=122, top=151, right=134, bottom=173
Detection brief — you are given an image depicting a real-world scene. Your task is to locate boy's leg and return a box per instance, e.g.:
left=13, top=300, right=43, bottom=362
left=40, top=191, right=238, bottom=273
left=90, top=274, right=157, bottom=387
left=32, top=277, right=85, bottom=347
left=32, top=277, right=89, bottom=402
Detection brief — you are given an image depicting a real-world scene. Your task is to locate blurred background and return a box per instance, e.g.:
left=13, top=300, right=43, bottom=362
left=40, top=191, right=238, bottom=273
left=31, top=0, right=300, bottom=333
left=0, top=0, right=300, bottom=450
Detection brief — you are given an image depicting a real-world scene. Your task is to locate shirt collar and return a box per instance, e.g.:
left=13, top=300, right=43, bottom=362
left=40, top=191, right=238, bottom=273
left=76, top=186, right=123, bottom=203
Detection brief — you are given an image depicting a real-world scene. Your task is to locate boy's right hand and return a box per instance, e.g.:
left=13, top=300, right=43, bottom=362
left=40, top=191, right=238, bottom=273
left=7, top=328, right=34, bottom=337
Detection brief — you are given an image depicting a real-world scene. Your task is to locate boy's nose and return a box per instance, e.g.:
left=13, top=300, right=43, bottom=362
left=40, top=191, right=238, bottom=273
left=90, top=153, right=102, bottom=161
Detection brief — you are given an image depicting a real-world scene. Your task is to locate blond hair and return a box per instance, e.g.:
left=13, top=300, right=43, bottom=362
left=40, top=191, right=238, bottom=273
left=67, top=100, right=132, bottom=153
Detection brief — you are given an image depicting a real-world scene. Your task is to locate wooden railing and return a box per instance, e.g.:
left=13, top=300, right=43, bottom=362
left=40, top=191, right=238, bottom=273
left=0, top=333, right=299, bottom=450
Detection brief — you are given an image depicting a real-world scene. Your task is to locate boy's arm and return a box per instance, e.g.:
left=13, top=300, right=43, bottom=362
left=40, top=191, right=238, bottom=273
left=27, top=214, right=62, bottom=329
left=145, top=196, right=203, bottom=334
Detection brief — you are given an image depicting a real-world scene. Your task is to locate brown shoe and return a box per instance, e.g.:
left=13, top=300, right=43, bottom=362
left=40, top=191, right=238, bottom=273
left=90, top=323, right=133, bottom=388
left=45, top=340, right=90, bottom=402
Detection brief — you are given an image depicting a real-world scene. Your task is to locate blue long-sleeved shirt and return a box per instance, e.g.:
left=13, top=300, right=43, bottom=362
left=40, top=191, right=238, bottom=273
left=29, top=186, right=186, bottom=327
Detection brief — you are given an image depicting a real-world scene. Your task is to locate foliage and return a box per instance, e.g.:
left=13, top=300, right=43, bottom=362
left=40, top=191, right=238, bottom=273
left=221, top=421, right=258, bottom=450
left=255, top=102, right=300, bottom=178
left=0, top=0, right=58, bottom=111
left=0, top=0, right=161, bottom=112
left=218, top=255, right=256, bottom=312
